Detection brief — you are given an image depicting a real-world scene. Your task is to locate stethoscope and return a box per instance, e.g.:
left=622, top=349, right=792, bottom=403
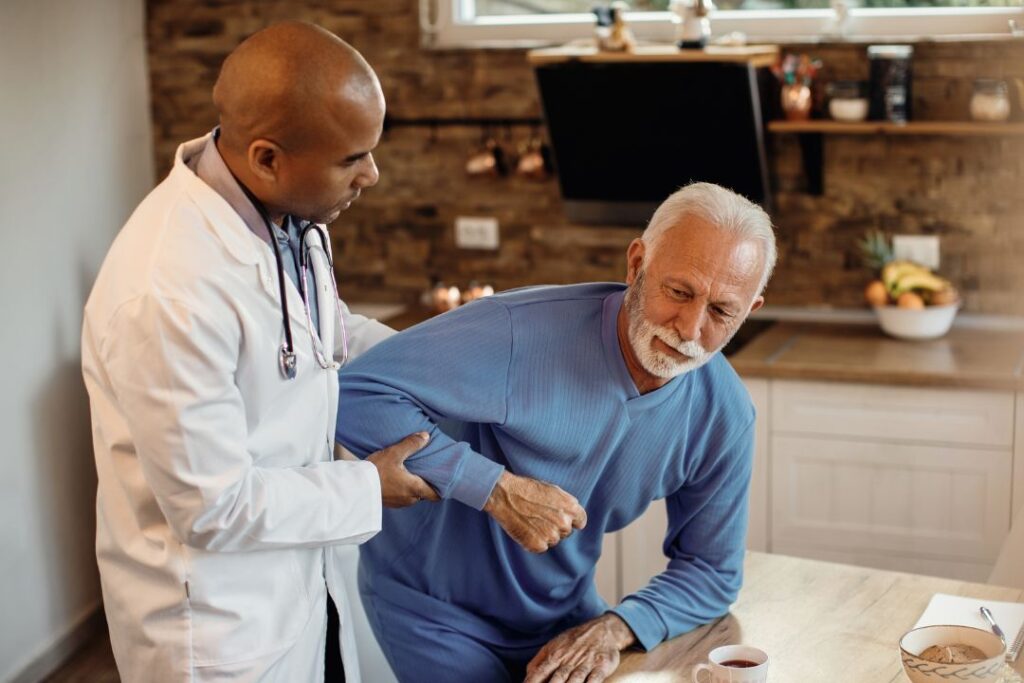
left=234, top=178, right=350, bottom=381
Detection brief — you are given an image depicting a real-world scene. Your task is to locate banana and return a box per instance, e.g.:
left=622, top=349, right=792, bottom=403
left=881, top=260, right=931, bottom=294
left=891, top=271, right=949, bottom=297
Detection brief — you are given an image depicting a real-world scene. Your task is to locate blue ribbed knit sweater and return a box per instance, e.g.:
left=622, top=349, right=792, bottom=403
left=335, top=283, right=755, bottom=651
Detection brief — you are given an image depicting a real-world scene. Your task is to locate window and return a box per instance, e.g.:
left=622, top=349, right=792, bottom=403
left=421, top=0, right=1024, bottom=47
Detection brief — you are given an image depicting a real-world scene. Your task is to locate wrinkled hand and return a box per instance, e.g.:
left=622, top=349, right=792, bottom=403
left=366, top=433, right=440, bottom=508
left=524, top=614, right=636, bottom=683
left=483, top=471, right=586, bottom=553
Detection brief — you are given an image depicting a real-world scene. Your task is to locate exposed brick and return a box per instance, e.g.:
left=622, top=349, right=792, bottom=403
left=147, top=2, right=1024, bottom=314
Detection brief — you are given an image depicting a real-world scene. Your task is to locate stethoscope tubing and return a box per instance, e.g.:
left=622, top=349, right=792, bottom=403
left=230, top=174, right=347, bottom=380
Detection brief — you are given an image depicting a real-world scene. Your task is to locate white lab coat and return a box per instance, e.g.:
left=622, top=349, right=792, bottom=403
left=81, top=136, right=393, bottom=682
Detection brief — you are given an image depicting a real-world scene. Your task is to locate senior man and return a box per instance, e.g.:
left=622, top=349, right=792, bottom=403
left=336, top=182, right=775, bottom=683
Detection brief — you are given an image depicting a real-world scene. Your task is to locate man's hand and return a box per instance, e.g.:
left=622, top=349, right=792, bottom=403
left=366, top=433, right=440, bottom=508
left=483, top=471, right=586, bottom=553
left=524, top=614, right=636, bottom=683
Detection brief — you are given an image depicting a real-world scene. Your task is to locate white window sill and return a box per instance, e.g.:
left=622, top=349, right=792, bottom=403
left=420, top=3, right=1024, bottom=49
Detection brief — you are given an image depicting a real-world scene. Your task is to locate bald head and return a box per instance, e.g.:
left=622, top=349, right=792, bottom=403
left=213, top=21, right=383, bottom=154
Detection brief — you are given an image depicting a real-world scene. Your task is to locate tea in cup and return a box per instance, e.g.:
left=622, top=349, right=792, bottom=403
left=692, top=645, right=769, bottom=683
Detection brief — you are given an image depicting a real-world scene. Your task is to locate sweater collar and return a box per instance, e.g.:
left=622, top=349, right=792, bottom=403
left=601, top=289, right=686, bottom=414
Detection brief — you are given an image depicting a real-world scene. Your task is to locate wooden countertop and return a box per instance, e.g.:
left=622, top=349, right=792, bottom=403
left=611, top=551, right=1024, bottom=682
left=731, top=322, right=1024, bottom=391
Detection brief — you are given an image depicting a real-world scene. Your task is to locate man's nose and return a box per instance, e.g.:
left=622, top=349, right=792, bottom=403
left=355, top=153, right=380, bottom=189
left=673, top=303, right=704, bottom=343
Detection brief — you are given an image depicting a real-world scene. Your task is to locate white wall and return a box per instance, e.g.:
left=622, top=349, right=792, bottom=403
left=0, top=0, right=154, bottom=680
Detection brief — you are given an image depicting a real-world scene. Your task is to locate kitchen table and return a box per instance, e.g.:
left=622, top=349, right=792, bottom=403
left=609, top=552, right=1024, bottom=682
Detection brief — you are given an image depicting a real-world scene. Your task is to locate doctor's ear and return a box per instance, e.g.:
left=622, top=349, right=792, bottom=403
left=247, top=140, right=283, bottom=183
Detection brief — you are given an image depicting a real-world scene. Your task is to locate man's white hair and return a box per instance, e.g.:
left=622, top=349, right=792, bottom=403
left=642, top=182, right=777, bottom=295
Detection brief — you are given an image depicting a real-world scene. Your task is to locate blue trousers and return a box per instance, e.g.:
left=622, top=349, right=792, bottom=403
left=359, top=583, right=544, bottom=683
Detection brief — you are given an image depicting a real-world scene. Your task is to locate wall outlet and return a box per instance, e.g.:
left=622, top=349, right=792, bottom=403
left=455, top=216, right=500, bottom=250
left=892, top=235, right=940, bottom=270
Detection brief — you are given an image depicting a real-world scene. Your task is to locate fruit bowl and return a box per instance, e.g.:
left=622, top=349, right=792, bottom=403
left=874, top=303, right=959, bottom=340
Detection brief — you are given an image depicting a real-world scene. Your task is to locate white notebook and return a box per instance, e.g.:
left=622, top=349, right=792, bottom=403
left=915, top=593, right=1024, bottom=660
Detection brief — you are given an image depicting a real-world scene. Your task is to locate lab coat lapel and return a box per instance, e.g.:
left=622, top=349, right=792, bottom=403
left=175, top=139, right=311, bottom=338
left=256, top=240, right=311, bottom=338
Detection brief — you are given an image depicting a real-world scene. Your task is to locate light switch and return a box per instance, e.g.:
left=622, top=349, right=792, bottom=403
left=892, top=235, right=940, bottom=270
left=455, top=216, right=500, bottom=250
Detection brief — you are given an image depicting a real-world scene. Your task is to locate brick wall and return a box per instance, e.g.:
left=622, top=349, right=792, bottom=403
left=146, top=0, right=1024, bottom=313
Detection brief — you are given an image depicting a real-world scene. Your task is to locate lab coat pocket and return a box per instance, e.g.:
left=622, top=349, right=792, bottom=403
left=185, top=546, right=314, bottom=667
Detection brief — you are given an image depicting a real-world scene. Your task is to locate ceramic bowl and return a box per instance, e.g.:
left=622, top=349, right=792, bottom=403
left=900, top=624, right=1006, bottom=682
left=873, top=303, right=959, bottom=340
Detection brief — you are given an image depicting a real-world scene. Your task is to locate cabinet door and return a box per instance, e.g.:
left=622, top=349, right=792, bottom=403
left=772, top=435, right=1012, bottom=564
left=744, top=378, right=770, bottom=552
left=772, top=381, right=1014, bottom=449
left=594, top=531, right=620, bottom=605
left=619, top=499, right=667, bottom=598
left=1015, top=392, right=1024, bottom=521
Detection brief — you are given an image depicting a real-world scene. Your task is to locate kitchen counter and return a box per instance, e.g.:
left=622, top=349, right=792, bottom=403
left=731, top=321, right=1024, bottom=391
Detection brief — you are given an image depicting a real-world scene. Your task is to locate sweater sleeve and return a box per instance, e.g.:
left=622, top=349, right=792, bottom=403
left=335, top=299, right=512, bottom=510
left=610, top=419, right=755, bottom=651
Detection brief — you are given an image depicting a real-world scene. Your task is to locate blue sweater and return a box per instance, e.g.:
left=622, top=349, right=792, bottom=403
left=336, top=283, right=755, bottom=651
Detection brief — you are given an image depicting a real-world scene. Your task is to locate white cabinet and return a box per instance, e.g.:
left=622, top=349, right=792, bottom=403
left=766, top=379, right=1015, bottom=582
left=1016, top=392, right=1024, bottom=521
left=771, top=381, right=1014, bottom=448
left=745, top=378, right=770, bottom=553
left=771, top=435, right=1011, bottom=578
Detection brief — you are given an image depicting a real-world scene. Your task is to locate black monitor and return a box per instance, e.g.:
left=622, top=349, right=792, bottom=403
left=534, top=59, right=772, bottom=226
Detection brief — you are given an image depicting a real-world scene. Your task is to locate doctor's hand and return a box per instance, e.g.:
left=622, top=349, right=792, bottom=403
left=483, top=471, right=586, bottom=553
left=366, top=433, right=440, bottom=508
left=523, top=613, right=635, bottom=683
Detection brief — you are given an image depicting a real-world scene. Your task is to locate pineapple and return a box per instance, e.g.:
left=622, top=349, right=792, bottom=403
left=858, top=230, right=894, bottom=272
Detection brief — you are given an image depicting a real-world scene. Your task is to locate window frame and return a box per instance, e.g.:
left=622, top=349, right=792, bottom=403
left=420, top=0, right=1024, bottom=48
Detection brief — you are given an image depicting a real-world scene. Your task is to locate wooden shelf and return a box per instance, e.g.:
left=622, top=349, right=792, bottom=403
left=528, top=44, right=779, bottom=68
left=768, top=120, right=1024, bottom=136
left=769, top=119, right=1024, bottom=195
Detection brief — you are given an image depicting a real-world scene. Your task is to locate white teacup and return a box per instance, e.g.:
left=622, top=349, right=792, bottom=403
left=692, top=645, right=769, bottom=683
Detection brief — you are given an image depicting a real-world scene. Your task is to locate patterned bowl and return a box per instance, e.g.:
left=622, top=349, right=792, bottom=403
left=900, top=625, right=1006, bottom=682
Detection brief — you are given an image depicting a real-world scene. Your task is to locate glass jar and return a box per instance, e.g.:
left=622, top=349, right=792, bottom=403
left=827, top=80, right=869, bottom=122
left=970, top=79, right=1011, bottom=123
left=868, top=45, right=913, bottom=123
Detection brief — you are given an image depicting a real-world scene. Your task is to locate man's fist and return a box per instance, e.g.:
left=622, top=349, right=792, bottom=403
left=366, top=433, right=440, bottom=508
left=484, top=471, right=586, bottom=552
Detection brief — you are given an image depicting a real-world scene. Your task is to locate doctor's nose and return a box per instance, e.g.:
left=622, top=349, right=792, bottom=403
left=355, top=153, right=379, bottom=189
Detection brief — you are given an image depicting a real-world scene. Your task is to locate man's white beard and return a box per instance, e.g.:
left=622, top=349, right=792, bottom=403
left=625, top=275, right=720, bottom=380
left=629, top=316, right=712, bottom=379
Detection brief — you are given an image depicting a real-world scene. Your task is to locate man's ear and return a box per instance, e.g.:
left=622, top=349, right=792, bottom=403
left=625, top=239, right=646, bottom=285
left=248, top=139, right=282, bottom=184
left=748, top=296, right=765, bottom=314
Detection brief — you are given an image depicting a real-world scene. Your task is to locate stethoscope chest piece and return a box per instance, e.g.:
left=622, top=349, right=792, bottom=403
left=279, top=344, right=298, bottom=380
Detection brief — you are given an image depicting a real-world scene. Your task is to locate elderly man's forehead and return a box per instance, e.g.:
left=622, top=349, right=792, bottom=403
left=649, top=224, right=765, bottom=282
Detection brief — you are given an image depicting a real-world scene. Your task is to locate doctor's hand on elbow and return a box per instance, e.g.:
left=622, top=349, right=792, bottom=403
left=483, top=471, right=586, bottom=553
left=366, top=432, right=440, bottom=508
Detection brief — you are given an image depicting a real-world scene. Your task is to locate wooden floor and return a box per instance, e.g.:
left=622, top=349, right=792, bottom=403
left=44, top=629, right=118, bottom=683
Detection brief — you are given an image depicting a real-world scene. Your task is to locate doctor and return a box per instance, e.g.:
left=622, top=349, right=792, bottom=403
left=81, top=22, right=435, bottom=682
